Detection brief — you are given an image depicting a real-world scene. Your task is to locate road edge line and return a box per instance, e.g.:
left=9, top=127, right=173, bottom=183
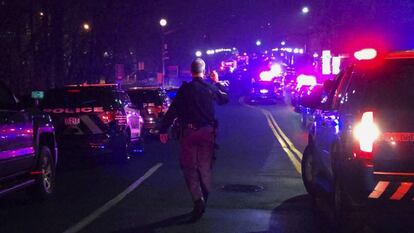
left=62, top=162, right=163, bottom=233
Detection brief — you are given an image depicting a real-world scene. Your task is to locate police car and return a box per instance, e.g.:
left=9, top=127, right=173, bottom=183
left=40, top=84, right=143, bottom=160
left=248, top=64, right=285, bottom=104
left=301, top=49, right=414, bottom=227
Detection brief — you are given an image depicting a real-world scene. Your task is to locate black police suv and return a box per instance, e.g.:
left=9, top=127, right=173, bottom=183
left=0, top=82, right=58, bottom=199
left=127, top=87, right=170, bottom=135
left=301, top=50, right=414, bottom=227
left=40, top=84, right=143, bottom=160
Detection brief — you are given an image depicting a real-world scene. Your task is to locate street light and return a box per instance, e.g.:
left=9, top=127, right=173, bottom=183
left=256, top=40, right=262, bottom=46
left=160, top=18, right=167, bottom=27
left=83, top=23, right=91, bottom=31
left=302, top=6, right=310, bottom=14
left=281, top=41, right=286, bottom=46
left=195, top=50, right=202, bottom=57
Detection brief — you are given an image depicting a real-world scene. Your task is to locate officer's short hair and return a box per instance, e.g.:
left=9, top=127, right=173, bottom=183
left=191, top=58, right=206, bottom=74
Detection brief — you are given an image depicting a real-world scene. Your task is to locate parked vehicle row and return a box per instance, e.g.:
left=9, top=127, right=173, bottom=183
left=0, top=82, right=173, bottom=200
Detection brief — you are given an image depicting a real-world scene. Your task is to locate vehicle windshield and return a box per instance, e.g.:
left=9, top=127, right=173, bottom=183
left=127, top=90, right=163, bottom=107
left=41, top=88, right=117, bottom=108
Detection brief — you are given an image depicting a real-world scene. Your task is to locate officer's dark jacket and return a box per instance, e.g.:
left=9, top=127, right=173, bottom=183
left=160, top=78, right=229, bottom=133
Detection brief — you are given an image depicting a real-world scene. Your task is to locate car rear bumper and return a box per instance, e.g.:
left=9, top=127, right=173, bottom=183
left=340, top=159, right=414, bottom=205
left=57, top=132, right=127, bottom=155
left=249, top=92, right=283, bottom=102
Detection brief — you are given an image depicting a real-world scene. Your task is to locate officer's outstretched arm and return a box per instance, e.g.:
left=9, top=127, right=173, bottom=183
left=214, top=83, right=229, bottom=105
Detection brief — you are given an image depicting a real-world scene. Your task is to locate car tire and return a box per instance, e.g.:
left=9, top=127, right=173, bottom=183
left=331, top=162, right=365, bottom=232
left=28, top=146, right=56, bottom=200
left=301, top=145, right=316, bottom=197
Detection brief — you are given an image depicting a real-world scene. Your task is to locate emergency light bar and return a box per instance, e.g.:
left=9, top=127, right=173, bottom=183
left=354, top=48, right=377, bottom=61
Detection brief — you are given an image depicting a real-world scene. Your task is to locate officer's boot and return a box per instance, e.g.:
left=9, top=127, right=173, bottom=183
left=190, top=198, right=205, bottom=222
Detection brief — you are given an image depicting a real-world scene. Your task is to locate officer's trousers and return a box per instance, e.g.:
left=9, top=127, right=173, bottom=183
left=180, top=126, right=215, bottom=201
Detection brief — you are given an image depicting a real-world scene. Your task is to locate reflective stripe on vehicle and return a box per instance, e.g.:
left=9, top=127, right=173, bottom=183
left=80, top=115, right=104, bottom=134
left=368, top=181, right=390, bottom=199
left=368, top=181, right=414, bottom=200
left=390, top=182, right=413, bottom=200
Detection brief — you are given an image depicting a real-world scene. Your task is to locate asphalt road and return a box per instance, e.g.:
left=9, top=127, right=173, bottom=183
left=0, top=93, right=413, bottom=233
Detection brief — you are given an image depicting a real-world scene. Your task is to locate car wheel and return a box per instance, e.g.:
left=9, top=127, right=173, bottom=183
left=301, top=145, right=317, bottom=196
left=332, top=173, right=365, bottom=233
left=28, top=146, right=56, bottom=200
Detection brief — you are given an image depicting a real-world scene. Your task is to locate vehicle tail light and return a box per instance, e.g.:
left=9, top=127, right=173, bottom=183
left=353, top=111, right=380, bottom=160
left=100, top=110, right=126, bottom=125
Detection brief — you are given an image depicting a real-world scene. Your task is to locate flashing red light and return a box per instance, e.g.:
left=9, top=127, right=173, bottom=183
left=100, top=111, right=115, bottom=124
left=354, top=48, right=377, bottom=61
left=100, top=111, right=126, bottom=125
left=353, top=111, right=380, bottom=153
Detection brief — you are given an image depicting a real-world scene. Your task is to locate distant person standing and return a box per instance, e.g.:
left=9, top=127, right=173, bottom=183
left=159, top=58, right=229, bottom=221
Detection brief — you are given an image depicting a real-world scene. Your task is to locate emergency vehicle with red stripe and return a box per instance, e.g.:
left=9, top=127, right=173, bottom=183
left=40, top=84, right=143, bottom=160
left=301, top=49, right=414, bottom=227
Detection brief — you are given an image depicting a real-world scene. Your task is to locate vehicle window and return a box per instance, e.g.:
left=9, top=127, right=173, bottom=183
left=332, top=68, right=353, bottom=110
left=363, top=60, right=414, bottom=109
left=127, top=90, right=163, bottom=107
left=321, top=71, right=344, bottom=110
left=338, top=70, right=366, bottom=112
left=0, top=84, right=16, bottom=110
left=41, top=88, right=117, bottom=108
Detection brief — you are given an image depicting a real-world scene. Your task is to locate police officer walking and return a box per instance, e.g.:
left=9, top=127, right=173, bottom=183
left=159, top=58, right=229, bottom=221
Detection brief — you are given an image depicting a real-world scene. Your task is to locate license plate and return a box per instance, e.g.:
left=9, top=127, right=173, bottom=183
left=65, top=117, right=80, bottom=126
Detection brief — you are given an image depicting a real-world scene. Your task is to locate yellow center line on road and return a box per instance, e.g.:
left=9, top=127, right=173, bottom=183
left=265, top=113, right=302, bottom=174
left=239, top=97, right=302, bottom=174
left=266, top=111, right=303, bottom=160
